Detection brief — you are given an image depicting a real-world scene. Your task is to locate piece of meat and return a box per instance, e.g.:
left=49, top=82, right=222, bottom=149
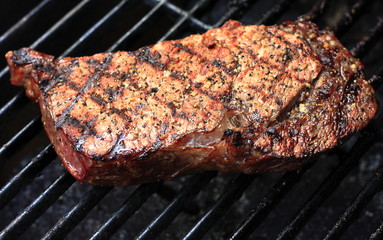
left=5, top=20, right=377, bottom=185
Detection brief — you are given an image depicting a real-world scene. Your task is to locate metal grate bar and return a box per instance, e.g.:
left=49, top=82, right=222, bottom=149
left=42, top=186, right=113, bottom=240
left=371, top=71, right=383, bottom=89
left=0, top=172, right=75, bottom=240
left=158, top=0, right=212, bottom=42
left=276, top=111, right=381, bottom=240
left=0, top=92, right=28, bottom=127
left=160, top=0, right=213, bottom=29
left=0, top=0, right=55, bottom=44
left=213, top=0, right=259, bottom=28
left=135, top=172, right=216, bottom=240
left=369, top=221, right=383, bottom=240
left=60, top=0, right=131, bottom=57
left=255, top=0, right=295, bottom=25
left=89, top=182, right=161, bottom=240
left=0, top=116, right=42, bottom=163
left=323, top=169, right=383, bottom=240
left=299, top=0, right=334, bottom=21
left=29, top=0, right=90, bottom=50
left=351, top=17, right=383, bottom=58
left=333, top=0, right=375, bottom=37
left=182, top=174, right=256, bottom=240
left=107, top=0, right=166, bottom=52
left=0, top=144, right=55, bottom=211
left=228, top=168, right=309, bottom=240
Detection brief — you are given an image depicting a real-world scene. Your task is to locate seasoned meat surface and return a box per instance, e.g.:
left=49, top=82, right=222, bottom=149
left=6, top=20, right=377, bottom=185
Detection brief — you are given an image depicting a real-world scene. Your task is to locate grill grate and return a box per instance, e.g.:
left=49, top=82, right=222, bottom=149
left=1, top=0, right=383, bottom=239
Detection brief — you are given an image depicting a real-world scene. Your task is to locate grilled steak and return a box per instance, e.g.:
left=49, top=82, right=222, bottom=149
left=6, top=20, right=377, bottom=185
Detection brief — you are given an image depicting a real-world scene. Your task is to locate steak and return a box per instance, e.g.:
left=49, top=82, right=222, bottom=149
left=6, top=20, right=377, bottom=185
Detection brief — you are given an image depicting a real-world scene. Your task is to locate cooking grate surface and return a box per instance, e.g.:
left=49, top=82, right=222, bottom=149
left=1, top=0, right=383, bottom=239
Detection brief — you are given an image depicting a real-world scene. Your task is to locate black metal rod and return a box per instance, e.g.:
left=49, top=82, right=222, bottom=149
left=0, top=172, right=75, bottom=240
left=213, top=0, right=260, bottom=28
left=299, top=0, right=334, bottom=22
left=0, top=0, right=54, bottom=44
left=0, top=92, right=28, bottom=127
left=351, top=17, right=383, bottom=58
left=29, top=0, right=91, bottom=50
left=60, top=0, right=130, bottom=57
left=371, top=71, right=383, bottom=90
left=42, top=186, right=112, bottom=240
left=182, top=174, right=256, bottom=240
left=369, top=221, right=383, bottom=240
left=135, top=172, right=216, bottom=240
left=333, top=0, right=375, bottom=37
left=255, top=0, right=295, bottom=25
left=107, top=0, right=165, bottom=52
left=323, top=174, right=383, bottom=240
left=158, top=0, right=212, bottom=42
left=228, top=168, right=308, bottom=240
left=0, top=115, right=42, bottom=163
left=0, top=144, right=55, bottom=211
left=275, top=113, right=380, bottom=240
left=89, top=182, right=161, bottom=240
left=149, top=0, right=212, bottom=32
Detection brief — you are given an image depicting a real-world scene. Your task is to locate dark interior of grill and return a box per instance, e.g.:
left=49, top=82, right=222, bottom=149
left=1, top=0, right=383, bottom=239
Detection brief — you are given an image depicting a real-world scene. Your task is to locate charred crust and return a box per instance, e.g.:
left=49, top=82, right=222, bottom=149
left=223, top=129, right=235, bottom=137
left=319, top=55, right=332, bottom=65
left=136, top=151, right=155, bottom=161
left=167, top=101, right=176, bottom=114
left=170, top=71, right=186, bottom=80
left=66, top=116, right=84, bottom=129
left=67, top=81, right=82, bottom=91
left=318, top=88, right=330, bottom=99
left=275, top=98, right=283, bottom=106
left=289, top=128, right=299, bottom=136
left=11, top=48, right=38, bottom=66
left=266, top=128, right=276, bottom=135
left=102, top=133, right=126, bottom=161
left=130, top=46, right=166, bottom=70
left=72, top=138, right=84, bottom=152
left=44, top=65, right=74, bottom=94
left=232, top=131, right=243, bottom=147
left=194, top=82, right=203, bottom=88
left=179, top=112, right=190, bottom=121
left=173, top=43, right=192, bottom=54
left=90, top=93, right=106, bottom=106
left=223, top=129, right=243, bottom=147
left=150, top=87, right=159, bottom=93
left=39, top=78, right=50, bottom=90
left=55, top=53, right=114, bottom=128
left=250, top=110, right=263, bottom=122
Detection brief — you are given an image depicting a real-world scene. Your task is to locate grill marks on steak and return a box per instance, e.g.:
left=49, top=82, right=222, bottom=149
left=6, top=20, right=377, bottom=185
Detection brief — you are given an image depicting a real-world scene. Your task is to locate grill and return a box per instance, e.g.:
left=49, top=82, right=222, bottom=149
left=1, top=0, right=383, bottom=239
